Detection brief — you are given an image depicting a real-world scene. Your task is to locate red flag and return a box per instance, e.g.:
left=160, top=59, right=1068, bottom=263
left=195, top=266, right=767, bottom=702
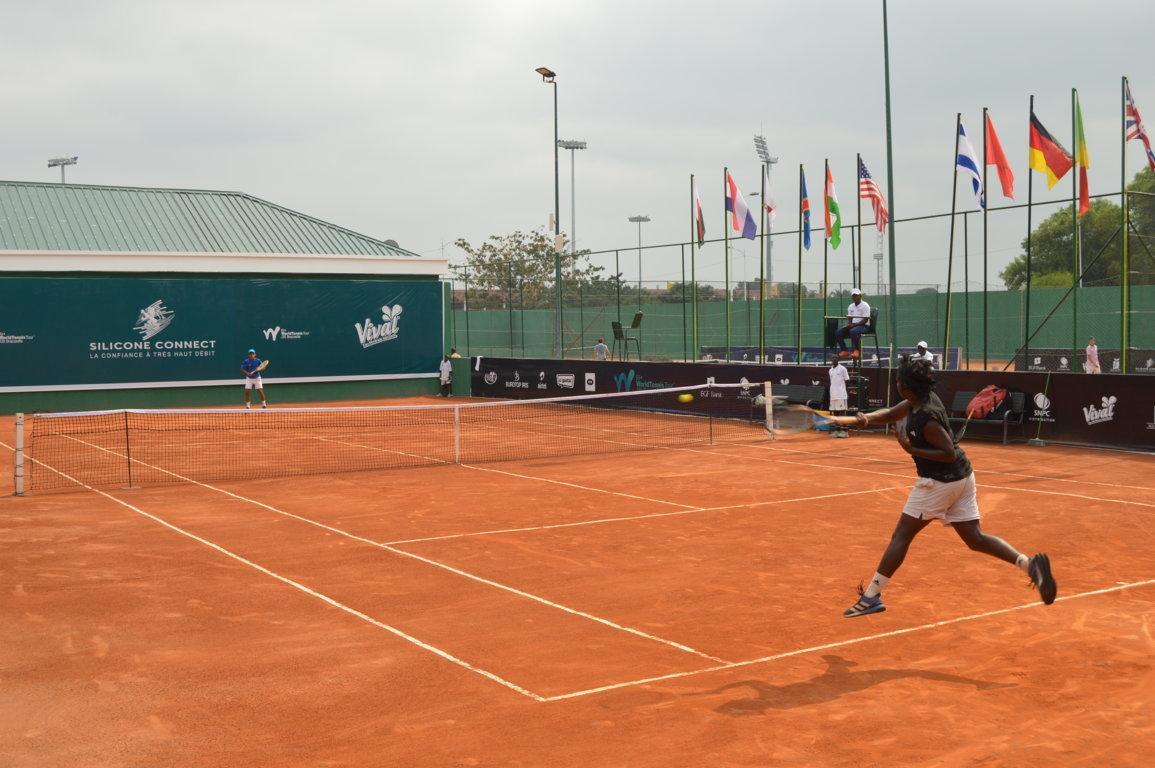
left=984, top=112, right=1015, bottom=199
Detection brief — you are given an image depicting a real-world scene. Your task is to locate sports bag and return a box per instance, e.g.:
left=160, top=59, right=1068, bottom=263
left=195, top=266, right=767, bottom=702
left=965, top=385, right=1008, bottom=419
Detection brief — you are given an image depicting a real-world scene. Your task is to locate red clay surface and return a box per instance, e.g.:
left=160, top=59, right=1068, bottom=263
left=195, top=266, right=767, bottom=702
left=2, top=396, right=1153, bottom=767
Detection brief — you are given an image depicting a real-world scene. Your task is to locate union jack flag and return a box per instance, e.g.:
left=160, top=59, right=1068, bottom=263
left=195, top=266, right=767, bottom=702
left=1126, top=81, right=1155, bottom=172
left=858, top=158, right=889, bottom=233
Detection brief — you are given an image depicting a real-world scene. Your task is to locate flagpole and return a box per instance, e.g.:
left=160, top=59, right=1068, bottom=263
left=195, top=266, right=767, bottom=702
left=1071, top=87, right=1079, bottom=364
left=1121, top=77, right=1130, bottom=374
left=724, top=167, right=731, bottom=362
left=759, top=164, right=767, bottom=362
left=943, top=113, right=962, bottom=366
left=856, top=152, right=863, bottom=287
left=681, top=243, right=688, bottom=361
left=1025, top=96, right=1035, bottom=369
left=982, top=107, right=990, bottom=371
left=882, top=0, right=899, bottom=389
left=797, top=164, right=804, bottom=359
left=963, top=210, right=970, bottom=370
left=690, top=174, right=698, bottom=361
left=823, top=158, right=830, bottom=338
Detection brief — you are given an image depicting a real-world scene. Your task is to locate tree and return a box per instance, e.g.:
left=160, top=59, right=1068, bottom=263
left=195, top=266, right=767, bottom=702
left=999, top=167, right=1155, bottom=290
left=452, top=229, right=607, bottom=310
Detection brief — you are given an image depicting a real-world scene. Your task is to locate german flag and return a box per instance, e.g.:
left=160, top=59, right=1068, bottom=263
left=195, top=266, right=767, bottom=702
left=1028, top=111, right=1073, bottom=189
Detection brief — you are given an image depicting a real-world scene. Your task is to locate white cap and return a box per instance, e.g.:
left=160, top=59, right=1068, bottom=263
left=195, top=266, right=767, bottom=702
left=851, top=288, right=862, bottom=295
left=917, top=340, right=928, bottom=349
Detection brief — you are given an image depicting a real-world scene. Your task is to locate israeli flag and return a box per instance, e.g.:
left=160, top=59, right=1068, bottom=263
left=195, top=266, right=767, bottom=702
left=957, top=121, right=984, bottom=209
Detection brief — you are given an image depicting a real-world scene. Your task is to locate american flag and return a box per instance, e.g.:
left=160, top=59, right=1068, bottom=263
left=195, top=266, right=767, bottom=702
left=1125, top=81, right=1155, bottom=173
left=858, top=158, right=889, bottom=233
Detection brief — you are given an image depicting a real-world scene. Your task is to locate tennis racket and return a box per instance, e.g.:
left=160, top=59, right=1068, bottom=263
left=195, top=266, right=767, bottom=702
left=255, top=360, right=270, bottom=372
left=756, top=384, right=834, bottom=439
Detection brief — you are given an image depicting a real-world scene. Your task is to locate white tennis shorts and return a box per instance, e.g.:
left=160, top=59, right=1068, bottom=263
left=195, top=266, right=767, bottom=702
left=902, top=473, right=979, bottom=526
left=244, top=376, right=263, bottom=390
left=829, top=398, right=848, bottom=411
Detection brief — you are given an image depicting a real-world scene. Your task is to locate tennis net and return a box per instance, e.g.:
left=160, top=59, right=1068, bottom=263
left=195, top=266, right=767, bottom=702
left=15, top=382, right=769, bottom=494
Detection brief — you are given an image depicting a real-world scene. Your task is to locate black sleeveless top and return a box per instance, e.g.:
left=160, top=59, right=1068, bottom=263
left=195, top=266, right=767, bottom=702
left=905, top=392, right=973, bottom=482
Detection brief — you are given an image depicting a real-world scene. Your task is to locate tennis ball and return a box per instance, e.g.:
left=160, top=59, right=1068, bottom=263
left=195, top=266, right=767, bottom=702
left=678, top=393, right=694, bottom=404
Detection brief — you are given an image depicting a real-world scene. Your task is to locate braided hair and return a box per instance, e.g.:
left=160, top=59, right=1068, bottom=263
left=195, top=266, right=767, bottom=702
left=896, top=358, right=936, bottom=399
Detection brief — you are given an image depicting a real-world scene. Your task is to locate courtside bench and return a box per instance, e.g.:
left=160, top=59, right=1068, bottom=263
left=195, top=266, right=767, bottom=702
left=947, top=390, right=1026, bottom=445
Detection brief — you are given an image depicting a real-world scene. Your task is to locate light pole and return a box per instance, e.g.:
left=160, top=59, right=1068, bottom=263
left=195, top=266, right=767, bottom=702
left=48, top=156, right=78, bottom=184
left=628, top=215, right=650, bottom=310
left=753, top=135, right=778, bottom=284
left=536, top=66, right=562, bottom=357
left=557, top=139, right=587, bottom=255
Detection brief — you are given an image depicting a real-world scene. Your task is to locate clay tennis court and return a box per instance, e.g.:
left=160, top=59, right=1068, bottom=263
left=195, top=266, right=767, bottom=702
left=2, top=397, right=1153, bottom=767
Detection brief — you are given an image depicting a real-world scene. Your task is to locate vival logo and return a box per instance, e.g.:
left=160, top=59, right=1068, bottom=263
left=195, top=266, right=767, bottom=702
left=1030, top=392, right=1055, bottom=423
left=134, top=300, right=174, bottom=340
left=1083, top=395, right=1117, bottom=426
left=556, top=374, right=575, bottom=389
left=484, top=371, right=498, bottom=385
left=584, top=372, right=596, bottom=392
left=354, top=304, right=402, bottom=349
left=262, top=326, right=310, bottom=341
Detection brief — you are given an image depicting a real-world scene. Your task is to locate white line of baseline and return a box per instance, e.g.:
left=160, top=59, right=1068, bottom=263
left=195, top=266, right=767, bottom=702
left=0, top=442, right=545, bottom=701
left=692, top=444, right=1155, bottom=510
left=42, top=435, right=727, bottom=664
left=384, top=486, right=905, bottom=545
left=541, top=578, right=1155, bottom=702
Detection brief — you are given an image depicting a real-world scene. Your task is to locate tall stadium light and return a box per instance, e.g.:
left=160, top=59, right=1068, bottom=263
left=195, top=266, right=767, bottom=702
left=557, top=139, right=587, bottom=255
left=48, top=156, right=78, bottom=184
left=753, top=135, right=778, bottom=284
left=536, top=66, right=562, bottom=357
left=628, top=215, right=651, bottom=308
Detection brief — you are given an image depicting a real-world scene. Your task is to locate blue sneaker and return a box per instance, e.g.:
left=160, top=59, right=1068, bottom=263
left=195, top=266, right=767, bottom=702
left=843, top=585, right=886, bottom=618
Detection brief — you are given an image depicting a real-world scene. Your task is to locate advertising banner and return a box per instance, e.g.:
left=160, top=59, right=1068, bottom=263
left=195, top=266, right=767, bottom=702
left=471, top=358, right=1153, bottom=451
left=0, top=276, right=443, bottom=391
left=1016, top=347, right=1155, bottom=375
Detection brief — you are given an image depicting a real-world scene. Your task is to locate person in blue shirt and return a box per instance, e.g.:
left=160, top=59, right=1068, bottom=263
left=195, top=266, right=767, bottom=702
left=240, top=349, right=267, bottom=409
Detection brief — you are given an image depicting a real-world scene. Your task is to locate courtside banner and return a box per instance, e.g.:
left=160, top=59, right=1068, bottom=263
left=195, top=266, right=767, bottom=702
left=472, top=358, right=1154, bottom=451
left=0, top=276, right=442, bottom=390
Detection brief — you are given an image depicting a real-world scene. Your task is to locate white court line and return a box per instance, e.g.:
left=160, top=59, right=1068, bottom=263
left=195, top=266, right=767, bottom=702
left=0, top=442, right=545, bottom=701
left=34, top=435, right=727, bottom=664
left=541, top=578, right=1155, bottom=702
left=458, top=463, right=699, bottom=509
left=695, top=444, right=1155, bottom=510
left=385, top=486, right=905, bottom=546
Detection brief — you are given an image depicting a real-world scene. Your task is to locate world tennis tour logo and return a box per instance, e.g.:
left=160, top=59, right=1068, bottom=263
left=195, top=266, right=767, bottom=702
left=354, top=304, right=402, bottom=349
left=1083, top=395, right=1117, bottom=426
left=134, top=300, right=174, bottom=340
left=262, top=326, right=310, bottom=341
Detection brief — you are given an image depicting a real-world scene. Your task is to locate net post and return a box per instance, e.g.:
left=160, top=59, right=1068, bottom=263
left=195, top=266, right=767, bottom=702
left=453, top=406, right=461, bottom=464
left=123, top=410, right=134, bottom=488
left=14, top=413, right=25, bottom=496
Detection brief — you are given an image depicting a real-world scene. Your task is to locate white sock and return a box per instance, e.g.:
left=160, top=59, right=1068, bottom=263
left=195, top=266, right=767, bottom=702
left=863, top=572, right=890, bottom=598
left=1015, top=554, right=1030, bottom=574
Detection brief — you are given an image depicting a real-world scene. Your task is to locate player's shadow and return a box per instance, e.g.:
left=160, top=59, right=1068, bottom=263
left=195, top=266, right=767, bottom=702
left=694, top=655, right=1013, bottom=716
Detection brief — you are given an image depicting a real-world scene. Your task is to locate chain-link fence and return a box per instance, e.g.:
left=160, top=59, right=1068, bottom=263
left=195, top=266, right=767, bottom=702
left=447, top=183, right=1155, bottom=371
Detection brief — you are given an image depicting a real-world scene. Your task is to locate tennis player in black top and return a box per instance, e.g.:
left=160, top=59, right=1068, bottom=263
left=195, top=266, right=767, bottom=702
left=827, top=359, right=1056, bottom=617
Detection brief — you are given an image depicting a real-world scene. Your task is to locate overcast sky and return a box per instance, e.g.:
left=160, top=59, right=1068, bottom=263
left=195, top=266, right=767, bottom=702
left=3, top=0, right=1152, bottom=292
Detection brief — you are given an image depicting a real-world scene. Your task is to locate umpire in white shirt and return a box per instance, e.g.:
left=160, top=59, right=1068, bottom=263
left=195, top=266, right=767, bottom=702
left=910, top=341, right=935, bottom=367
left=834, top=289, right=872, bottom=359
